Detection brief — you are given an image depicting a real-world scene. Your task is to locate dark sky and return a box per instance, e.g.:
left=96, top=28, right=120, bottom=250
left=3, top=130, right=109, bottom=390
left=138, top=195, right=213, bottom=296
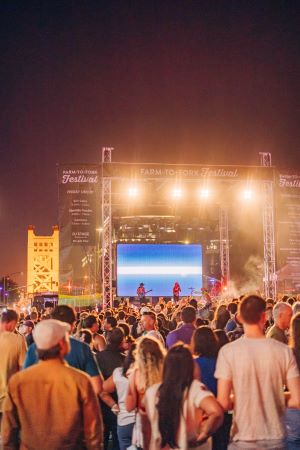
left=0, top=0, right=299, bottom=278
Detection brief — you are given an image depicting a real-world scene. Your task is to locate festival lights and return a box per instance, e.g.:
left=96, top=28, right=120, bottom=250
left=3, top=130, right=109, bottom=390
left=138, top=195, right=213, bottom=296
left=242, top=189, right=254, bottom=201
left=172, top=187, right=183, bottom=199
left=128, top=187, right=139, bottom=197
left=199, top=188, right=211, bottom=199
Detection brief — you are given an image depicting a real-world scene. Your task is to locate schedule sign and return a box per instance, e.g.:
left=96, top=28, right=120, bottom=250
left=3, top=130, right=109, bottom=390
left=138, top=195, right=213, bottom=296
left=276, top=171, right=300, bottom=293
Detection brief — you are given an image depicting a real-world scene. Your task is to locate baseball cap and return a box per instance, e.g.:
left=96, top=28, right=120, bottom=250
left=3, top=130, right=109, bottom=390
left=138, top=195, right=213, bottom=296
left=33, top=319, right=70, bottom=350
left=140, top=306, right=151, bottom=315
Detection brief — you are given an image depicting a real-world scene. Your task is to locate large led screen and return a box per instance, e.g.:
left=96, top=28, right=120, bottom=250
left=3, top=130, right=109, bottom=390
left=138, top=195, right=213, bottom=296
left=117, top=244, right=202, bottom=296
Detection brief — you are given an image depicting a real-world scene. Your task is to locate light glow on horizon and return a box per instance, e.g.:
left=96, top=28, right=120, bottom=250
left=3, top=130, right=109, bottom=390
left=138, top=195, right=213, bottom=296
left=117, top=265, right=202, bottom=275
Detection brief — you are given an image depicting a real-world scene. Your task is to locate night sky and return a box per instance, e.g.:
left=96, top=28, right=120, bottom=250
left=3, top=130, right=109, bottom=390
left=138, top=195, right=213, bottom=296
left=0, top=0, right=299, bottom=278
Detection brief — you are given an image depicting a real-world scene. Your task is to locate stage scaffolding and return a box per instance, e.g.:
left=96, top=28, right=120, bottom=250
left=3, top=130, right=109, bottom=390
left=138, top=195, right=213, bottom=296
left=101, top=154, right=277, bottom=305
left=101, top=147, right=113, bottom=307
left=219, top=207, right=230, bottom=287
left=260, top=152, right=277, bottom=299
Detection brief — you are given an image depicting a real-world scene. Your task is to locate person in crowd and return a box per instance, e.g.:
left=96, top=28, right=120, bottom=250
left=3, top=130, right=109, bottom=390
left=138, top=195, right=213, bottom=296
left=96, top=327, right=126, bottom=450
left=23, top=305, right=102, bottom=395
left=0, top=309, right=27, bottom=417
left=140, top=311, right=165, bottom=346
left=29, top=310, right=38, bottom=324
left=169, top=308, right=182, bottom=330
left=166, top=306, right=196, bottom=348
left=286, top=312, right=300, bottom=449
left=227, top=313, right=244, bottom=342
left=192, top=326, right=232, bottom=450
left=156, top=317, right=168, bottom=342
left=19, top=319, right=35, bottom=347
left=127, top=314, right=137, bottom=334
left=83, top=314, right=106, bottom=352
left=126, top=336, right=165, bottom=450
left=103, top=316, right=117, bottom=341
left=211, top=304, right=227, bottom=329
left=216, top=294, right=300, bottom=450
left=266, top=302, right=293, bottom=344
left=214, top=329, right=229, bottom=348
left=117, top=310, right=127, bottom=324
left=1, top=319, right=103, bottom=449
left=144, top=343, right=223, bottom=450
left=78, top=328, right=94, bottom=348
left=102, top=344, right=137, bottom=450
left=225, top=302, right=238, bottom=332
left=192, top=327, right=219, bottom=395
left=215, top=308, right=230, bottom=331
left=292, top=301, right=300, bottom=316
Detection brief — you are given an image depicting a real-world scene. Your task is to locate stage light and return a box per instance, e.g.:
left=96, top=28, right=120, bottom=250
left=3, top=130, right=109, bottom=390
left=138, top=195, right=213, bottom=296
left=242, top=189, right=254, bottom=201
left=199, top=188, right=211, bottom=199
left=128, top=187, right=138, bottom=197
left=172, top=187, right=183, bottom=199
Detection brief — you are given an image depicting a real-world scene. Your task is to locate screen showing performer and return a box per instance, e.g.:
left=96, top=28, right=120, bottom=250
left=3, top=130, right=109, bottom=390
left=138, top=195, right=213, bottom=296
left=117, top=243, right=202, bottom=296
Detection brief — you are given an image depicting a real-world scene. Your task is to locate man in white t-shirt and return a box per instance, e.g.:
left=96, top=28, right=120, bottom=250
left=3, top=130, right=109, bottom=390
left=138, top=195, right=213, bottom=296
left=140, top=311, right=165, bottom=347
left=215, top=294, right=300, bottom=450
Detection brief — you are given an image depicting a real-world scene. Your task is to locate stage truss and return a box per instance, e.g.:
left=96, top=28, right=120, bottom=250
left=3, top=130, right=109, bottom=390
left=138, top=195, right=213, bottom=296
left=101, top=151, right=277, bottom=305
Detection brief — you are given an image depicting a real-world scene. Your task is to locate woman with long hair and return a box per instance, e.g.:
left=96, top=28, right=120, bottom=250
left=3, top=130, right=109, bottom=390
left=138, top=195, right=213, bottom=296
left=126, top=336, right=165, bottom=450
left=286, top=313, right=300, bottom=449
left=144, top=344, right=223, bottom=450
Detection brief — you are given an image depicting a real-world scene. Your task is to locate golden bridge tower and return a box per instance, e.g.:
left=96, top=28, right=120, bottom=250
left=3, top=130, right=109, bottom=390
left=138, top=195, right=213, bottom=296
left=27, top=225, right=59, bottom=295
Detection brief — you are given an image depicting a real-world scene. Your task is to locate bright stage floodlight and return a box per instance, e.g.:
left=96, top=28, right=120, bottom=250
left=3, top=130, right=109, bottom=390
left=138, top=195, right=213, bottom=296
left=172, top=187, right=183, bottom=199
left=199, top=188, right=211, bottom=199
left=242, top=189, right=254, bottom=201
left=128, top=187, right=138, bottom=198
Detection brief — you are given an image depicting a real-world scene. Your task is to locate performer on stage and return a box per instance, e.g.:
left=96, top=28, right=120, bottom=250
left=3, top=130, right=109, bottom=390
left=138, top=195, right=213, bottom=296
left=173, top=281, right=181, bottom=302
left=137, top=282, right=146, bottom=304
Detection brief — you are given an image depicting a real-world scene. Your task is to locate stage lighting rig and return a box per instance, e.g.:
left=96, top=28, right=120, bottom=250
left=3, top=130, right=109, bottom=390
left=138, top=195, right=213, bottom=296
left=172, top=187, right=183, bottom=199
left=199, top=188, right=211, bottom=199
left=128, top=187, right=138, bottom=198
left=242, top=189, right=254, bottom=201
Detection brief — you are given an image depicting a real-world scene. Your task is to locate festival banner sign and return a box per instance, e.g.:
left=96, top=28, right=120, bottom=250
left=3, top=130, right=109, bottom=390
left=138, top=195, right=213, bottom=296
left=102, top=162, right=274, bottom=181
left=276, top=170, right=300, bottom=293
left=58, top=165, right=101, bottom=301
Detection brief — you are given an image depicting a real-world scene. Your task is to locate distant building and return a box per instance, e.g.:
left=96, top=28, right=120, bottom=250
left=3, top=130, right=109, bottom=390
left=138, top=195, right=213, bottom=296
left=27, top=225, right=59, bottom=295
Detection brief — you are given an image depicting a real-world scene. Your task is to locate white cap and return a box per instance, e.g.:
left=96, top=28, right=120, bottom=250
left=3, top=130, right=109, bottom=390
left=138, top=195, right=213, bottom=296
left=140, top=306, right=151, bottom=314
left=33, top=319, right=70, bottom=350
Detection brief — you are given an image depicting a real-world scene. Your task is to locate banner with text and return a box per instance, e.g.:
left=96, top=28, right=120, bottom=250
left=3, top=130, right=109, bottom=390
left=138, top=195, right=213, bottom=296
left=276, top=170, right=300, bottom=293
left=58, top=165, right=101, bottom=299
left=102, top=162, right=274, bottom=181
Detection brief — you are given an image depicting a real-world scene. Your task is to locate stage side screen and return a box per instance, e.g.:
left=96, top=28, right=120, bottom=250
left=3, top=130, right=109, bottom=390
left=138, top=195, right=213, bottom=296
left=117, top=244, right=202, bottom=297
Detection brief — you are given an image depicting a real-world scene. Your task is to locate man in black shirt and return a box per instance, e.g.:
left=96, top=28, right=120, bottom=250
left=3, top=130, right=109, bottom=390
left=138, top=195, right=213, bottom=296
left=96, top=327, right=125, bottom=450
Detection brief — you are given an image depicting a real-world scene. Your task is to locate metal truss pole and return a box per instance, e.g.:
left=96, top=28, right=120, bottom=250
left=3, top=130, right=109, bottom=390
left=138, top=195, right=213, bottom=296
left=102, top=147, right=113, bottom=308
left=219, top=206, right=230, bottom=287
left=259, top=152, right=277, bottom=299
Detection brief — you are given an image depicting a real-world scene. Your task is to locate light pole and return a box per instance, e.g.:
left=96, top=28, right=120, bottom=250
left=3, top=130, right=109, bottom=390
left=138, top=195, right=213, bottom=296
left=2, top=272, right=23, bottom=305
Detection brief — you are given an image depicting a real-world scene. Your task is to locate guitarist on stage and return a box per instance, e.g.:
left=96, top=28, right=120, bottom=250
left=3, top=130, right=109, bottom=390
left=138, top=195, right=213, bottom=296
left=137, top=282, right=146, bottom=304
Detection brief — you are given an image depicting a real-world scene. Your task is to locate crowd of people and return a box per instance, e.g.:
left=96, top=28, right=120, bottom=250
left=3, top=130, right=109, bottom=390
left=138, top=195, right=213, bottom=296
left=1, top=292, right=300, bottom=450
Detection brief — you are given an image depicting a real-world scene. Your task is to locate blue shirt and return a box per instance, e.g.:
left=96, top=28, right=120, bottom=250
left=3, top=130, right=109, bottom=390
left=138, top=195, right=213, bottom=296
left=23, top=337, right=100, bottom=377
left=166, top=323, right=195, bottom=348
left=194, top=356, right=217, bottom=395
left=225, top=318, right=237, bottom=333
